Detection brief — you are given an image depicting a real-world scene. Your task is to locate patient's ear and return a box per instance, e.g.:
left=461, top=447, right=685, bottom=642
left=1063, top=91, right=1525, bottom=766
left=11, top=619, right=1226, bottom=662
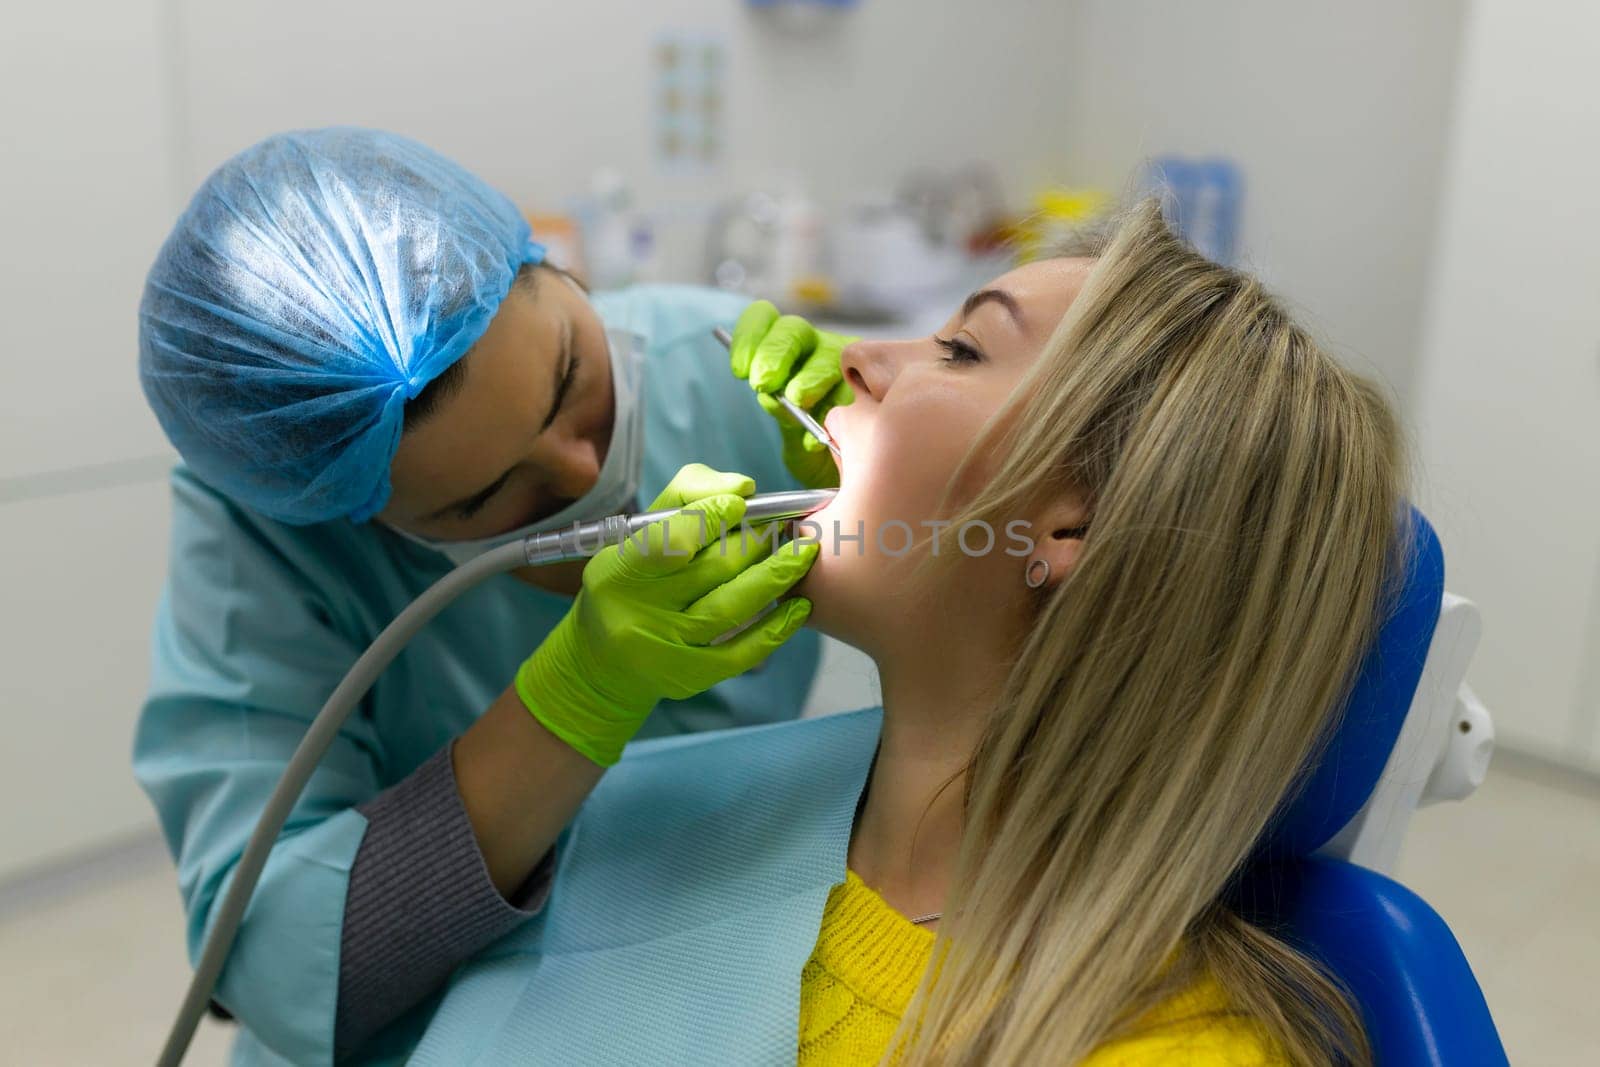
left=1026, top=496, right=1090, bottom=589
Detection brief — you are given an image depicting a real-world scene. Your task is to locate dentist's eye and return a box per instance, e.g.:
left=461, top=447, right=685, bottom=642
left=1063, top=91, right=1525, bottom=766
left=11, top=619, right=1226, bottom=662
left=453, top=494, right=493, bottom=521
left=935, top=335, right=984, bottom=365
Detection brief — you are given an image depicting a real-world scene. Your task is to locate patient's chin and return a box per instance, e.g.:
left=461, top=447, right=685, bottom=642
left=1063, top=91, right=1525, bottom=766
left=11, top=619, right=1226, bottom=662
left=787, top=550, right=845, bottom=640
left=787, top=548, right=880, bottom=651
left=788, top=553, right=824, bottom=608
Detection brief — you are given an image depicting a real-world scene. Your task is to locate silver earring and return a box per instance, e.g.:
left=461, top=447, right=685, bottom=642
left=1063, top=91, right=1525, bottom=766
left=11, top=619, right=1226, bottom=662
left=1024, top=558, right=1050, bottom=589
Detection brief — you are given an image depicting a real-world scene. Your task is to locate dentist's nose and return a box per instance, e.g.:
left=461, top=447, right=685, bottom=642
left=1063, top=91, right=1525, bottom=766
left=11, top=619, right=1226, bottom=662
left=543, top=435, right=603, bottom=500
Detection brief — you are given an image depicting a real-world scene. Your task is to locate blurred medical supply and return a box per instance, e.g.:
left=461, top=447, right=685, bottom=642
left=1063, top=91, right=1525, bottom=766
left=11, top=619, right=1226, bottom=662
left=898, top=163, right=1010, bottom=254
left=705, top=177, right=828, bottom=306
left=1006, top=186, right=1114, bottom=263
left=703, top=163, right=1039, bottom=325
left=830, top=197, right=964, bottom=319
left=572, top=168, right=660, bottom=289
left=1139, top=156, right=1244, bottom=266
left=526, top=212, right=584, bottom=276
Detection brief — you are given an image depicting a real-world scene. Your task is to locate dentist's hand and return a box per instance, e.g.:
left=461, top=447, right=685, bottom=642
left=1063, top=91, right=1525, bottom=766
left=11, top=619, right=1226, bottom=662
left=514, top=464, right=818, bottom=766
left=730, top=300, right=855, bottom=490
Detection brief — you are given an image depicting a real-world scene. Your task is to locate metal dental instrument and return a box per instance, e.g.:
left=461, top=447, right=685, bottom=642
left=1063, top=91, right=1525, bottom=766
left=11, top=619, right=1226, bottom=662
left=713, top=326, right=843, bottom=465
left=520, top=488, right=835, bottom=565
left=158, top=489, right=833, bottom=1064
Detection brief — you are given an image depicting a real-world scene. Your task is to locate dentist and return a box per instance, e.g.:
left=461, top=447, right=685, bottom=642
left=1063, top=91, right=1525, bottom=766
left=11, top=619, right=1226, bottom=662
left=134, top=127, right=830, bottom=1063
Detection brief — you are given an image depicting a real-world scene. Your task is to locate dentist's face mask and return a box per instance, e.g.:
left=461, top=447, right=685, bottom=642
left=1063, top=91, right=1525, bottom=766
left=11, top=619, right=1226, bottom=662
left=388, top=325, right=648, bottom=567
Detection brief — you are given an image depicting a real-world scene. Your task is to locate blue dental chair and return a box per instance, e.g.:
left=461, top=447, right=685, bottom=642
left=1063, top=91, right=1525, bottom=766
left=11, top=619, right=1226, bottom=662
left=1236, top=509, right=1508, bottom=1065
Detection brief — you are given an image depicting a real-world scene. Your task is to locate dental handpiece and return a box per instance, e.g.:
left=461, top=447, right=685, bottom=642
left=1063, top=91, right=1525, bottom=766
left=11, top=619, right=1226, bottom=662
left=520, top=488, right=837, bottom=565
left=712, top=326, right=844, bottom=464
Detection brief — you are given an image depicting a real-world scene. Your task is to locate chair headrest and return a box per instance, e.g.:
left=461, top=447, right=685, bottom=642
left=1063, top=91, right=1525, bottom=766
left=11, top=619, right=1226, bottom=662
left=1254, top=507, right=1445, bottom=858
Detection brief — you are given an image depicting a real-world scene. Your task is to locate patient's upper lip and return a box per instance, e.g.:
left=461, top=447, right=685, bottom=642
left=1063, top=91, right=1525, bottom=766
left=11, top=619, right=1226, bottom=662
left=823, top=408, right=843, bottom=445
left=823, top=410, right=845, bottom=473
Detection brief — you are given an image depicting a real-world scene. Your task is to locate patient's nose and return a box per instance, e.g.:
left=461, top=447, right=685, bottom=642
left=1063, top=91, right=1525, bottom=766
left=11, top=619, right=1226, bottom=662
left=839, top=337, right=909, bottom=404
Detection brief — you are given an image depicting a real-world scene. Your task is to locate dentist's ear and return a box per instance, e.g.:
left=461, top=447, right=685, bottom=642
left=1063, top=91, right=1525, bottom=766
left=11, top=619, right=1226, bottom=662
left=1024, top=498, right=1091, bottom=590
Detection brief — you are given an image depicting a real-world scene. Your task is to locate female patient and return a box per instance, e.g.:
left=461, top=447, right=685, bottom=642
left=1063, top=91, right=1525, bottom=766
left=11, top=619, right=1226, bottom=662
left=388, top=201, right=1400, bottom=1065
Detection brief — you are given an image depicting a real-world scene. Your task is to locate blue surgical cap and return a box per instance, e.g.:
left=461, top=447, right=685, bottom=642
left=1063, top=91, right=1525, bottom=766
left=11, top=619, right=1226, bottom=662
left=139, top=127, right=545, bottom=525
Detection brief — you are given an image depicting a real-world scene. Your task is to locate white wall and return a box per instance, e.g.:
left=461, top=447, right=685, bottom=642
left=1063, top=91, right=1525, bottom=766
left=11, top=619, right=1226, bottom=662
left=1410, top=0, right=1600, bottom=770
left=169, top=0, right=1080, bottom=279
left=0, top=0, right=182, bottom=881
left=0, top=2, right=179, bottom=480
left=1062, top=0, right=1466, bottom=410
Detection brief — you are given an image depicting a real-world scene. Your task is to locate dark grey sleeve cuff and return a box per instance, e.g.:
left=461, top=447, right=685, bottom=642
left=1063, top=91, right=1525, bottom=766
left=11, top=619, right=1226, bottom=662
left=334, top=741, right=555, bottom=1059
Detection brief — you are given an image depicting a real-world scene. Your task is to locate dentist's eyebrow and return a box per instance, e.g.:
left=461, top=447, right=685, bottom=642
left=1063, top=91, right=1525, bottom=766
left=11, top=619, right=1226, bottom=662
left=961, top=288, right=1024, bottom=328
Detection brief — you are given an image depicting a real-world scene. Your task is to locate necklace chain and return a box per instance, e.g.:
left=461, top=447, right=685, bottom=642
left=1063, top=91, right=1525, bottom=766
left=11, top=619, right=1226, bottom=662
left=909, top=912, right=942, bottom=925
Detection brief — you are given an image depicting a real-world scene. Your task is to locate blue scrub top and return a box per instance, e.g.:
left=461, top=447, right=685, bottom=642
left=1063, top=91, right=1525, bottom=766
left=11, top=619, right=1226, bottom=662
left=134, top=285, right=820, bottom=1065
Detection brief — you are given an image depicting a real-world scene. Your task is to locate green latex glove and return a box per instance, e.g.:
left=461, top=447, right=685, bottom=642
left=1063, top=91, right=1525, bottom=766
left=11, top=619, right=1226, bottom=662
left=729, top=300, right=856, bottom=490
left=515, top=463, right=819, bottom=766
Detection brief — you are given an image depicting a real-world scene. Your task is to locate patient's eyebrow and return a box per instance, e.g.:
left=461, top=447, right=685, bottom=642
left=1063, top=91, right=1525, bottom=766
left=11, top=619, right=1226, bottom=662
left=962, top=288, right=1025, bottom=329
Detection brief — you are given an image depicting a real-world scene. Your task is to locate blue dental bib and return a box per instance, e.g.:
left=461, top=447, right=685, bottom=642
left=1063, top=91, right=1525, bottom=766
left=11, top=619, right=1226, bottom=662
left=410, top=708, right=884, bottom=1065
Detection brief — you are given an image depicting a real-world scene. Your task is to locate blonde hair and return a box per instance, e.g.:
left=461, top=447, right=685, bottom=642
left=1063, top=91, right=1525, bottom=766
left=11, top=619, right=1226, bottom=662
left=891, top=200, right=1404, bottom=1065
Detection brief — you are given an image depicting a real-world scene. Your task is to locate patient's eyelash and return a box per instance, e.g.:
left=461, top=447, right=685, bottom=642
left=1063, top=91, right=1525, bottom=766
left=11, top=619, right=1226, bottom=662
left=934, top=335, right=984, bottom=365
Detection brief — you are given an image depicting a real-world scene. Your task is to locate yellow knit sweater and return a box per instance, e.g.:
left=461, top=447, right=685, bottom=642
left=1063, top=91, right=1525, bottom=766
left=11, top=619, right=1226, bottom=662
left=797, top=870, right=1286, bottom=1066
